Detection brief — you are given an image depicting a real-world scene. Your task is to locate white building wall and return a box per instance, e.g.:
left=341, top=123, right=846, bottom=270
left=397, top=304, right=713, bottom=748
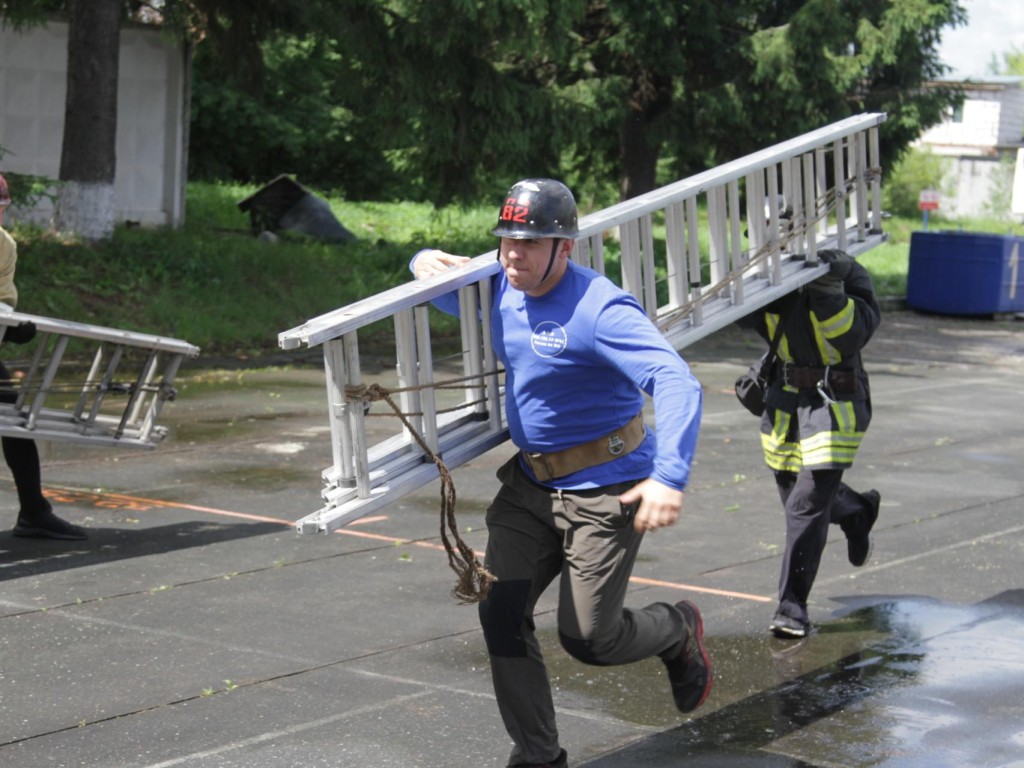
left=996, top=87, right=1024, bottom=146
left=0, top=20, right=187, bottom=228
left=916, top=78, right=1024, bottom=219
left=921, top=96, right=1002, bottom=152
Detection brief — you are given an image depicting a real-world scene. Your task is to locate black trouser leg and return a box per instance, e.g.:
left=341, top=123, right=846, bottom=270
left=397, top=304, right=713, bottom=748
left=3, top=435, right=47, bottom=514
left=775, top=468, right=844, bottom=623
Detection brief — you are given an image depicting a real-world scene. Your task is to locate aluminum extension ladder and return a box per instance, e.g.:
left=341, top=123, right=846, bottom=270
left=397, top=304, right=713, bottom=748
left=0, top=310, right=200, bottom=448
left=280, top=112, right=889, bottom=534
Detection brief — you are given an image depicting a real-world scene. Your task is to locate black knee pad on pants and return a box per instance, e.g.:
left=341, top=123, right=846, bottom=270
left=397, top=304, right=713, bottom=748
left=478, top=579, right=532, bottom=657
left=559, top=632, right=611, bottom=666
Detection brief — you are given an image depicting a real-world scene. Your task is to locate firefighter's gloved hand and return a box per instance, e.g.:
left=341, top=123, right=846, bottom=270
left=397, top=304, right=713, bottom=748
left=808, top=272, right=845, bottom=296
left=818, top=249, right=854, bottom=280
left=4, top=321, right=36, bottom=345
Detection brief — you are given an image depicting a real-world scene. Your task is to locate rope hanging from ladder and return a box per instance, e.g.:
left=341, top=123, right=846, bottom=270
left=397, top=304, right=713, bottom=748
left=345, top=378, right=497, bottom=604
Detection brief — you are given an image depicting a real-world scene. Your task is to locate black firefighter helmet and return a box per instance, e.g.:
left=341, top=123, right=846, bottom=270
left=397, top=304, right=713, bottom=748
left=492, top=179, right=579, bottom=240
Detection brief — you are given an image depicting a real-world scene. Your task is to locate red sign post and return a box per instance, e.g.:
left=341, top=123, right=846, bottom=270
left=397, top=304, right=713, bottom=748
left=918, top=189, right=940, bottom=230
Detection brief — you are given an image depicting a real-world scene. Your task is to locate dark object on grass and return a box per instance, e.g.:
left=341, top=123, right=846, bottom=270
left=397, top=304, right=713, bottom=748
left=237, top=175, right=356, bottom=244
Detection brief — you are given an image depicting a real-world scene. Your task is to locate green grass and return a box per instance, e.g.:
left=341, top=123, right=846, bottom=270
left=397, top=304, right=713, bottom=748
left=12, top=182, right=494, bottom=358
left=8, top=183, right=1021, bottom=361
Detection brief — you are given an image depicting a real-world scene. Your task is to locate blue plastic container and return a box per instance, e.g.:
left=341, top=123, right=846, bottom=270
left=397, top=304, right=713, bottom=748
left=906, top=231, right=1024, bottom=315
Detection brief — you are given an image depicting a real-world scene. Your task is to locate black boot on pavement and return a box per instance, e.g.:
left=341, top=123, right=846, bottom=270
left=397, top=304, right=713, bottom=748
left=662, top=600, right=713, bottom=713
left=844, top=489, right=880, bottom=567
left=13, top=500, right=88, bottom=540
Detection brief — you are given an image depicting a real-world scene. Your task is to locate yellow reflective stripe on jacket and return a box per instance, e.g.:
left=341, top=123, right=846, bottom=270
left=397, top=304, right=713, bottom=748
left=810, top=298, right=854, bottom=365
left=760, top=402, right=864, bottom=471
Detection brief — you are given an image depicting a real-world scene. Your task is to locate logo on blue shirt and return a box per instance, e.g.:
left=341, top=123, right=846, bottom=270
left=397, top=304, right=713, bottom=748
left=531, top=321, right=568, bottom=357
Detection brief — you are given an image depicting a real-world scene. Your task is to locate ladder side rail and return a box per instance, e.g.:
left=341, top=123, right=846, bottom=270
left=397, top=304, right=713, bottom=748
left=0, top=312, right=200, bottom=357
left=620, top=218, right=644, bottom=308
left=832, top=137, right=849, bottom=252
left=684, top=196, right=703, bottom=329
left=869, top=125, right=884, bottom=234
left=845, top=136, right=860, bottom=240
left=415, top=305, right=441, bottom=453
left=478, top=276, right=503, bottom=435
left=664, top=200, right=688, bottom=310
left=766, top=164, right=784, bottom=286
left=572, top=232, right=605, bottom=274
left=802, top=152, right=819, bottom=264
left=457, top=284, right=488, bottom=420
left=573, top=237, right=593, bottom=270
left=280, top=253, right=501, bottom=350
left=854, top=130, right=870, bottom=241
left=343, top=331, right=373, bottom=500
left=780, top=157, right=797, bottom=256
left=26, top=334, right=69, bottom=430
left=13, top=330, right=50, bottom=411
left=136, top=354, right=185, bottom=443
left=746, top=171, right=768, bottom=280
left=394, top=308, right=425, bottom=450
left=317, top=407, right=498, bottom=510
left=322, top=337, right=357, bottom=497
left=640, top=213, right=658, bottom=319
left=577, top=113, right=887, bottom=237
left=815, top=148, right=828, bottom=241
left=707, top=186, right=728, bottom=288
left=75, top=342, right=109, bottom=422
left=298, top=420, right=514, bottom=533
left=127, top=350, right=162, bottom=425
left=590, top=233, right=605, bottom=274
left=115, top=349, right=157, bottom=438
left=789, top=155, right=806, bottom=257
left=82, top=344, right=124, bottom=431
left=727, top=180, right=744, bottom=306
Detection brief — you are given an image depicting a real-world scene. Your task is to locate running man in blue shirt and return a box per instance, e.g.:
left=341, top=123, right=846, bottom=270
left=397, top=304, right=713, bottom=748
left=411, top=179, right=711, bottom=768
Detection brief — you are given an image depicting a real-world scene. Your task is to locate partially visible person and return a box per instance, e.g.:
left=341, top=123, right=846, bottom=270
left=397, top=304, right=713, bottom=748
left=742, top=249, right=881, bottom=639
left=0, top=173, right=87, bottom=540
left=411, top=179, right=710, bottom=768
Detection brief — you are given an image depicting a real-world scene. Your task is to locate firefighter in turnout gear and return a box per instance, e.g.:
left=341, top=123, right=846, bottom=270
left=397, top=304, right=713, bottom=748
left=744, top=249, right=882, bottom=639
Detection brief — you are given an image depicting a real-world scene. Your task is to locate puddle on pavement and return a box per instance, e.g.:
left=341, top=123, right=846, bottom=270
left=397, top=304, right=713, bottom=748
left=176, top=465, right=316, bottom=491
left=439, top=594, right=1024, bottom=766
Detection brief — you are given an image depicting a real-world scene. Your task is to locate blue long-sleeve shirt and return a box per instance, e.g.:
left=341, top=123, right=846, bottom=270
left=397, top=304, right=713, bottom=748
left=412, top=255, right=703, bottom=491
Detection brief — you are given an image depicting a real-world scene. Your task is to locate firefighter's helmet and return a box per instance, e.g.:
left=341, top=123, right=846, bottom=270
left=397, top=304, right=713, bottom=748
left=492, top=179, right=578, bottom=239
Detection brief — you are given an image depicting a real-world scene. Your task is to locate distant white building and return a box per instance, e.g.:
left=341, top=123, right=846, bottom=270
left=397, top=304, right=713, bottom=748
left=0, top=19, right=189, bottom=228
left=917, top=76, right=1024, bottom=218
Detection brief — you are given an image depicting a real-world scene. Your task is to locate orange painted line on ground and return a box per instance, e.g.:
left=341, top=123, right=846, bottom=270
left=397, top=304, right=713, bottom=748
left=628, top=575, right=773, bottom=603
left=46, top=486, right=772, bottom=603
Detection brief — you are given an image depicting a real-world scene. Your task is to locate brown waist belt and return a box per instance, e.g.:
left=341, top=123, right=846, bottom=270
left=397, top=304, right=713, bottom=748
left=522, top=412, right=647, bottom=483
left=782, top=364, right=857, bottom=392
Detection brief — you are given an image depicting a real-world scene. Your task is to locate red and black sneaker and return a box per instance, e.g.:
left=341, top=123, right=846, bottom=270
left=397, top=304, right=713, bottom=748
left=662, top=600, right=713, bottom=713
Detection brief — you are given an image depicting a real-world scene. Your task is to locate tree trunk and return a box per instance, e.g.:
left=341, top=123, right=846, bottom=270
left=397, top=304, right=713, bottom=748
left=620, top=113, right=660, bottom=201
left=619, top=71, right=673, bottom=201
left=54, top=0, right=121, bottom=240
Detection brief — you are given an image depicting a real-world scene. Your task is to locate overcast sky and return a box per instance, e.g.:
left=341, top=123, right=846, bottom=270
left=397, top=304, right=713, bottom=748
left=937, top=0, right=1024, bottom=77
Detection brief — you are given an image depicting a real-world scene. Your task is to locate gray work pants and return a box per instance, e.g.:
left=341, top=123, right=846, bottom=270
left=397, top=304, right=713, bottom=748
left=479, top=455, right=684, bottom=766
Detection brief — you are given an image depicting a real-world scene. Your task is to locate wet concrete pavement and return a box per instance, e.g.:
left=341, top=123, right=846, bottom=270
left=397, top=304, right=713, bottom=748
left=1, top=308, right=1023, bottom=767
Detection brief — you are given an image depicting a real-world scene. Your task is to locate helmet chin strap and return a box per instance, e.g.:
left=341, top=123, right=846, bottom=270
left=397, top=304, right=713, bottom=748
left=539, top=238, right=561, bottom=283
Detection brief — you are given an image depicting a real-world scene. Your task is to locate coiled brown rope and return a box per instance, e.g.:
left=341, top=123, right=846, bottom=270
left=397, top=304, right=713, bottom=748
left=346, top=380, right=496, bottom=604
